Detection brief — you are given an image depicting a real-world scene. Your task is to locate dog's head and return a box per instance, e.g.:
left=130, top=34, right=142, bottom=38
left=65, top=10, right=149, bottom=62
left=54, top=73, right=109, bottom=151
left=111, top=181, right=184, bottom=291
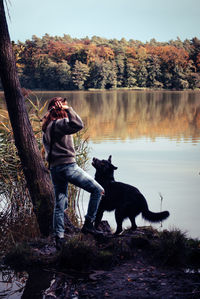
left=92, top=155, right=118, bottom=178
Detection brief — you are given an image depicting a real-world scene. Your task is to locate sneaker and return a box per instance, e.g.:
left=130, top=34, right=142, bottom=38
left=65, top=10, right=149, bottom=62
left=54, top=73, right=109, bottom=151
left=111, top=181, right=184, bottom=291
left=55, top=236, right=65, bottom=250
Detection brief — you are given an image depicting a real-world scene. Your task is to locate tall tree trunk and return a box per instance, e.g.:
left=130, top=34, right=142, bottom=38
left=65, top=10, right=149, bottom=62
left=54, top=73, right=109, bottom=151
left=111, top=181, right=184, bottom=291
left=0, top=0, right=54, bottom=236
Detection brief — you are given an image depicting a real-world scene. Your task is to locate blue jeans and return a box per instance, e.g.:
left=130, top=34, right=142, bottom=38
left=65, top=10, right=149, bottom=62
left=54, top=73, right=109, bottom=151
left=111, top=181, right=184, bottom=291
left=50, top=163, right=104, bottom=238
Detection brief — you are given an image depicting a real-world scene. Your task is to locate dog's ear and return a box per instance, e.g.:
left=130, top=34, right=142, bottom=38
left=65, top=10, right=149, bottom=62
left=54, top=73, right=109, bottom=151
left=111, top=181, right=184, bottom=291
left=108, top=155, right=117, bottom=170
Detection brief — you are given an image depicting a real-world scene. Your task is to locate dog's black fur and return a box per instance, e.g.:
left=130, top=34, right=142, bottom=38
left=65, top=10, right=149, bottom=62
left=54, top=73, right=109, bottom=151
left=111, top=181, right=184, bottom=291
left=92, top=155, right=170, bottom=235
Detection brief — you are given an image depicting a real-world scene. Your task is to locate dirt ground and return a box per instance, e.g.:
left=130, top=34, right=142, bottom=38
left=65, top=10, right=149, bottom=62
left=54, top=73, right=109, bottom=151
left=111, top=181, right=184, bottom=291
left=2, top=226, right=200, bottom=298
left=72, top=253, right=200, bottom=299
left=42, top=249, right=200, bottom=299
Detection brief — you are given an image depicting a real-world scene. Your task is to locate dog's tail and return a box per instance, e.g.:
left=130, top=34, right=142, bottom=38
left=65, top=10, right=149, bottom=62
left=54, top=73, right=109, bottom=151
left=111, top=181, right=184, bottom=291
left=142, top=200, right=169, bottom=223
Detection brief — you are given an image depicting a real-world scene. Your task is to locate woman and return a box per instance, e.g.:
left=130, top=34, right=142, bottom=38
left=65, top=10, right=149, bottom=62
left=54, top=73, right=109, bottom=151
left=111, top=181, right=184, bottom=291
left=42, top=97, right=104, bottom=250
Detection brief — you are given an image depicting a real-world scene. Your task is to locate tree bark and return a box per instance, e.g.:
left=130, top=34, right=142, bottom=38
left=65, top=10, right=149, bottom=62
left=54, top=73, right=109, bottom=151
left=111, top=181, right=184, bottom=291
left=0, top=0, right=54, bottom=236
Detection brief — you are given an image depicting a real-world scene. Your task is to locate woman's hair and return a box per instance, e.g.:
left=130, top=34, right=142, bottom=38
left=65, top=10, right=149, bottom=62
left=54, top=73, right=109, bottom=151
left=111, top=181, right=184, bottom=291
left=42, top=97, right=68, bottom=132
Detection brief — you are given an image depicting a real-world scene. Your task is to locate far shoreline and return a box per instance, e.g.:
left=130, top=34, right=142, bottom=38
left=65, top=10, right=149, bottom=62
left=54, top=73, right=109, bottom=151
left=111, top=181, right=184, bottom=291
left=1, top=87, right=200, bottom=96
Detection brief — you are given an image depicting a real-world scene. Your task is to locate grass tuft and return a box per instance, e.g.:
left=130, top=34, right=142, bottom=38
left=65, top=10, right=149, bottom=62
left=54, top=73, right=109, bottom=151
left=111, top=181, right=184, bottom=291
left=60, top=234, right=98, bottom=271
left=152, top=228, right=188, bottom=266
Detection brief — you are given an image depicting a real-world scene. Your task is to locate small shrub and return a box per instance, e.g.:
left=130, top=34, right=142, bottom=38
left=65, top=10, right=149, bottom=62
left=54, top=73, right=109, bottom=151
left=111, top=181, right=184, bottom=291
left=103, top=238, right=133, bottom=261
left=153, top=228, right=188, bottom=266
left=59, top=234, right=97, bottom=271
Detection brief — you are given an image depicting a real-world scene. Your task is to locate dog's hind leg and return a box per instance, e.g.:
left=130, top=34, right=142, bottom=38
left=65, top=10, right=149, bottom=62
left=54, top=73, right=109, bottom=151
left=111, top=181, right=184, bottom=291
left=129, top=216, right=137, bottom=231
left=114, top=209, right=124, bottom=235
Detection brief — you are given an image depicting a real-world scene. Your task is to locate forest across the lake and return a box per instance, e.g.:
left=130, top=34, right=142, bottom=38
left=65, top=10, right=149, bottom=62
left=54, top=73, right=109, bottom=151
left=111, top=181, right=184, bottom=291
left=1, top=34, right=199, bottom=91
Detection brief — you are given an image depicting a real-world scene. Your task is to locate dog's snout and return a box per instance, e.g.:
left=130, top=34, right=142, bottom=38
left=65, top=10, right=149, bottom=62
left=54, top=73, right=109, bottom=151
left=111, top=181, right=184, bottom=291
left=92, top=157, right=100, bottom=168
left=92, top=157, right=97, bottom=167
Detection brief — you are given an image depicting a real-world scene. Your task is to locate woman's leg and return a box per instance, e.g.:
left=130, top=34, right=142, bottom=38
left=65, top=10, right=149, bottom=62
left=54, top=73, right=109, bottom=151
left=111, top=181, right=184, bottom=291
left=64, top=163, right=104, bottom=222
left=51, top=166, right=68, bottom=238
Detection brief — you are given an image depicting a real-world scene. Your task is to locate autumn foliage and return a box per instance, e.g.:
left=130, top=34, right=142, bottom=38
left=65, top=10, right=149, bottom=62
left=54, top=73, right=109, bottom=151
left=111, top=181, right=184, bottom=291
left=7, top=35, right=200, bottom=90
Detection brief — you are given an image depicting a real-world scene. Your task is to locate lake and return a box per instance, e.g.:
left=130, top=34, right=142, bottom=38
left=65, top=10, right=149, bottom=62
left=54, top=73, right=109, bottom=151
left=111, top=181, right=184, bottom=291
left=1, top=90, right=200, bottom=238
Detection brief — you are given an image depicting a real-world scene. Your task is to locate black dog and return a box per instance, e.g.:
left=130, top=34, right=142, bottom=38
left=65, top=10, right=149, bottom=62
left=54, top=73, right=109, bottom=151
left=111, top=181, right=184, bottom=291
left=92, top=155, right=169, bottom=235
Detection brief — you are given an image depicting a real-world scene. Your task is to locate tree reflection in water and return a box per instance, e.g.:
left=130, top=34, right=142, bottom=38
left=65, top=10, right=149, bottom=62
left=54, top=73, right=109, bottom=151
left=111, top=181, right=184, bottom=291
left=28, top=90, right=200, bottom=143
left=0, top=267, right=78, bottom=298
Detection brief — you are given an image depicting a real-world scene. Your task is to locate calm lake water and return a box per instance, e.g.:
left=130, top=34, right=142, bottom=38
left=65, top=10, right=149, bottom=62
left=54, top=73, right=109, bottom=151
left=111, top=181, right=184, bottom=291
left=35, top=90, right=200, bottom=239
left=1, top=90, right=200, bottom=239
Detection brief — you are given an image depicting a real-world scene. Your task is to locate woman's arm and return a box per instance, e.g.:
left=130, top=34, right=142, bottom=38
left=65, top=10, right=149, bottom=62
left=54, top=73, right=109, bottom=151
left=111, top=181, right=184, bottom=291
left=55, top=103, right=84, bottom=135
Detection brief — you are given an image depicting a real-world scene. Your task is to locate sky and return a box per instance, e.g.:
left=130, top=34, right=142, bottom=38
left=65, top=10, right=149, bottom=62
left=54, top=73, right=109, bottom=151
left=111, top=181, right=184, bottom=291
left=6, top=0, right=200, bottom=43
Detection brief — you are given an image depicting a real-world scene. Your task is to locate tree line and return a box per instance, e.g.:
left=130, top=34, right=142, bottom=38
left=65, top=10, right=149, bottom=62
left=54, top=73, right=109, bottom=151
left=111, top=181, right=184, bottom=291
left=3, top=34, right=200, bottom=90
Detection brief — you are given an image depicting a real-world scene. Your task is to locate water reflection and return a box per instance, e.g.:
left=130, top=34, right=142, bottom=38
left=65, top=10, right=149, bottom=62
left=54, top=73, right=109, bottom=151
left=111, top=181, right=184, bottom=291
left=0, top=269, right=28, bottom=298
left=1, top=90, right=200, bottom=143
left=32, top=90, right=200, bottom=143
left=0, top=268, right=78, bottom=298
